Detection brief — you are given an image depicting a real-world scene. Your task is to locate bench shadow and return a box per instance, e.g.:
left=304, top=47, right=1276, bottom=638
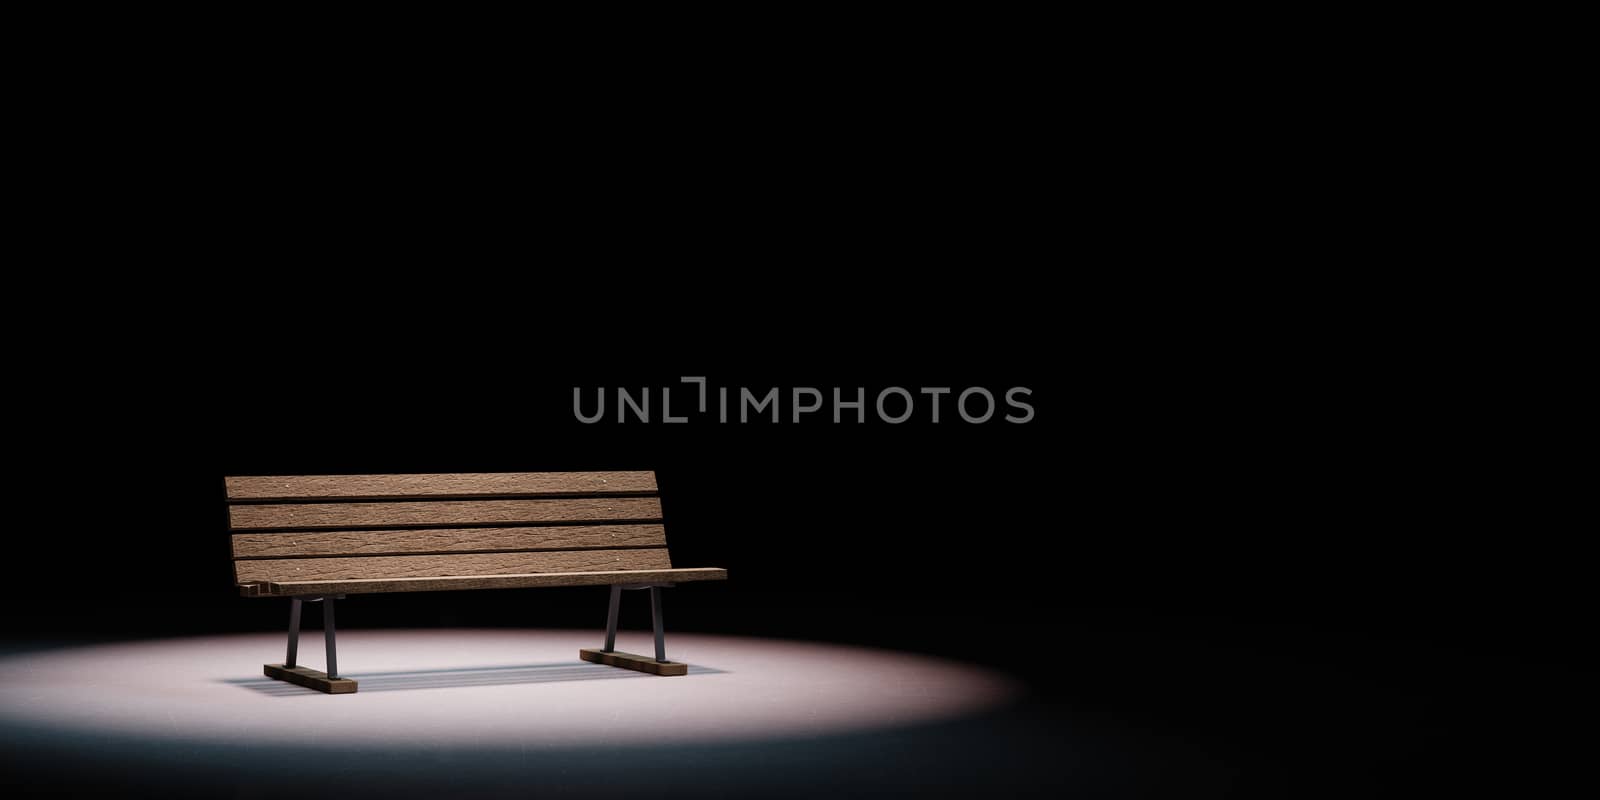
left=223, top=661, right=728, bottom=696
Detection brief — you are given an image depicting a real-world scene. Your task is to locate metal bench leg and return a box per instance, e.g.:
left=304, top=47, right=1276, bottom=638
left=651, top=586, right=667, bottom=663
left=603, top=584, right=622, bottom=652
left=263, top=596, right=357, bottom=693
left=578, top=584, right=686, bottom=675
left=286, top=597, right=302, bottom=668
left=324, top=596, right=339, bottom=679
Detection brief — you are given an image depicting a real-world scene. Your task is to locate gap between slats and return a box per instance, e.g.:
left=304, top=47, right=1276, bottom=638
left=226, top=491, right=660, bottom=505
left=228, top=497, right=664, bottom=531
left=231, top=524, right=668, bottom=558
left=229, top=519, right=666, bottom=534
left=233, top=545, right=670, bottom=560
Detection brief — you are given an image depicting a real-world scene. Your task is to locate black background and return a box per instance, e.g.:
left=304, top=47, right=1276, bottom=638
left=34, top=302, right=1584, bottom=650
left=2, top=21, right=1587, bottom=794
left=14, top=296, right=1588, bottom=796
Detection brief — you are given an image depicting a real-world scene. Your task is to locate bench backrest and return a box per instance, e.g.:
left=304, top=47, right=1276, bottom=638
left=226, top=471, right=670, bottom=587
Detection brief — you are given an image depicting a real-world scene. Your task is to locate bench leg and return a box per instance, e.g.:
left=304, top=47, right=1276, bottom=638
left=651, top=586, right=667, bottom=663
left=285, top=597, right=302, bottom=668
left=579, top=584, right=687, bottom=676
left=324, top=596, right=339, bottom=679
left=264, top=596, right=357, bottom=694
left=603, top=584, right=622, bottom=652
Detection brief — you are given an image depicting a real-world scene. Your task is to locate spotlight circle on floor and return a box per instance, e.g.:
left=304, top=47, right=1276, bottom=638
left=0, top=630, right=1018, bottom=748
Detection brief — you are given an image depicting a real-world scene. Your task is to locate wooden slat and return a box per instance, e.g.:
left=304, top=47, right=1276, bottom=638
left=234, top=549, right=673, bottom=583
left=257, top=567, right=729, bottom=595
left=226, top=471, right=656, bottom=501
left=263, top=664, right=358, bottom=694
left=232, top=524, right=666, bottom=558
left=579, top=649, right=688, bottom=676
left=228, top=497, right=662, bottom=530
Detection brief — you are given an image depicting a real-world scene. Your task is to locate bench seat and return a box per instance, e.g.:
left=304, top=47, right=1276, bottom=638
left=245, top=567, right=729, bottom=596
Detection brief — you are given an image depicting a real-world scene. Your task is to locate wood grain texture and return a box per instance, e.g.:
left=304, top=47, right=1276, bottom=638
left=228, top=497, right=662, bottom=530
left=258, top=567, right=728, bottom=595
left=232, top=524, right=667, bottom=558
left=235, top=549, right=673, bottom=583
left=263, top=663, right=358, bottom=694
left=227, top=471, right=657, bottom=501
left=578, top=649, right=688, bottom=676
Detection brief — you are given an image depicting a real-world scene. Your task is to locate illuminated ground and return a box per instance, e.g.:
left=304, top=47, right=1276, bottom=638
left=0, top=630, right=1092, bottom=798
left=0, top=629, right=1015, bottom=748
left=4, top=623, right=1554, bottom=797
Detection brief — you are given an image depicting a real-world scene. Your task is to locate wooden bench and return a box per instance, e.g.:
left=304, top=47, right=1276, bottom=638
left=227, top=471, right=727, bottom=693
